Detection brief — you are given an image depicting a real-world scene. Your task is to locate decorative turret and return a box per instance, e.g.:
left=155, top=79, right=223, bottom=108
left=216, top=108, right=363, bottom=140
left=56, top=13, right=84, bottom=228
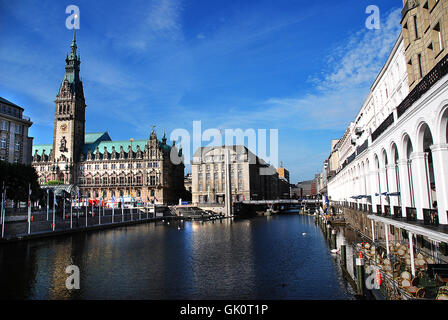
left=162, top=129, right=167, bottom=144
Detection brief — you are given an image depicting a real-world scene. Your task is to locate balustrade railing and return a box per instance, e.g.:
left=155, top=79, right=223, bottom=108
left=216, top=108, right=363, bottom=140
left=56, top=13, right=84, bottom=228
left=376, top=205, right=382, bottom=216
left=371, top=113, right=394, bottom=142
left=397, top=54, right=448, bottom=118
left=423, top=209, right=439, bottom=226
left=406, top=207, right=417, bottom=222
left=393, top=206, right=402, bottom=218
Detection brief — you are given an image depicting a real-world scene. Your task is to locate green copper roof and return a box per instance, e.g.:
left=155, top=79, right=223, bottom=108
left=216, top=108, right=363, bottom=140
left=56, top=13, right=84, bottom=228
left=95, top=140, right=147, bottom=153
left=84, top=132, right=111, bottom=144
left=34, top=132, right=172, bottom=158
left=33, top=144, right=52, bottom=155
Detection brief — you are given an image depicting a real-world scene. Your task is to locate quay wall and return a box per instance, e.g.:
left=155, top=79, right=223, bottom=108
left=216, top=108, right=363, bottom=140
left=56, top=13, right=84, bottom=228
left=340, top=207, right=387, bottom=242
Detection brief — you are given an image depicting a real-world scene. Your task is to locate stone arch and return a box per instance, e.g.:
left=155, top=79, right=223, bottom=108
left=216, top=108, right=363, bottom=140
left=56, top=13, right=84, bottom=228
left=416, top=122, right=436, bottom=209
left=381, top=148, right=389, bottom=168
left=438, top=104, right=448, bottom=144
left=401, top=133, right=414, bottom=160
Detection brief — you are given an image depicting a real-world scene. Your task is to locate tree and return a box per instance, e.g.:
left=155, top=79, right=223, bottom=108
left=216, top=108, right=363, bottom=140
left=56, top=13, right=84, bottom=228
left=45, top=180, right=63, bottom=186
left=0, top=161, right=42, bottom=207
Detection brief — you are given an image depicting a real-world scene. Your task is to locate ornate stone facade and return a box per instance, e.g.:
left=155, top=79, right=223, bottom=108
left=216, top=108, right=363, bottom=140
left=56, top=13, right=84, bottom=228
left=32, top=32, right=185, bottom=204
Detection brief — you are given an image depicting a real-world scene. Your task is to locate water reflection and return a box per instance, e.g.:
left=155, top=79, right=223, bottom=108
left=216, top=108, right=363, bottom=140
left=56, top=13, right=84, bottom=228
left=0, top=215, right=353, bottom=300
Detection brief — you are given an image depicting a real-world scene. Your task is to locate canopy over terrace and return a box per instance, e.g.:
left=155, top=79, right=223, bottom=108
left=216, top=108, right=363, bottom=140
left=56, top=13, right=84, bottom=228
left=41, top=184, right=79, bottom=198
left=368, top=214, right=448, bottom=277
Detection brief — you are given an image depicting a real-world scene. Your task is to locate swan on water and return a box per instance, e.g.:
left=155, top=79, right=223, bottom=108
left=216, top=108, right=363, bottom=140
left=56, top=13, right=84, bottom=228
left=302, top=233, right=307, bottom=236
left=330, top=249, right=339, bottom=254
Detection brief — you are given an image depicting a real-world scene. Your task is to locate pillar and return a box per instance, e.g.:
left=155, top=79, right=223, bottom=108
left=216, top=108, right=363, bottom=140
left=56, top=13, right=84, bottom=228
left=379, top=167, right=388, bottom=211
left=409, top=232, right=416, bottom=276
left=410, top=152, right=430, bottom=220
left=387, top=164, right=399, bottom=208
left=430, top=144, right=448, bottom=224
left=341, top=243, right=347, bottom=269
left=384, top=222, right=390, bottom=257
left=331, top=229, right=337, bottom=250
left=369, top=170, right=379, bottom=213
left=356, top=258, right=366, bottom=296
left=397, top=159, right=411, bottom=218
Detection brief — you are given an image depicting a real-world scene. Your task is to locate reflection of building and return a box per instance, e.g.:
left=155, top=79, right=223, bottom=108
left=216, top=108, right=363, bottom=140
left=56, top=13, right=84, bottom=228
left=0, top=97, right=33, bottom=164
left=31, top=32, right=184, bottom=204
left=184, top=173, right=192, bottom=193
left=191, top=146, right=289, bottom=204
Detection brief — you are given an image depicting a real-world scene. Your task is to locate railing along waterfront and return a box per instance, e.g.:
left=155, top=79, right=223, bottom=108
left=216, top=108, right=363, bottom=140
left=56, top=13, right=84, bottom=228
left=406, top=207, right=417, bottom=222
left=423, top=209, right=439, bottom=226
left=376, top=205, right=382, bottom=216
left=393, top=206, right=402, bottom=218
left=397, top=54, right=448, bottom=118
left=371, top=113, right=394, bottom=142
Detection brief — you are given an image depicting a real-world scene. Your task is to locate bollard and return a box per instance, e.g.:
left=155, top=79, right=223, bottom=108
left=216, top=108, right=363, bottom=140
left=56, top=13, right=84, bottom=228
left=326, top=224, right=331, bottom=240
left=356, top=258, right=365, bottom=296
left=331, top=229, right=337, bottom=250
left=341, top=244, right=347, bottom=269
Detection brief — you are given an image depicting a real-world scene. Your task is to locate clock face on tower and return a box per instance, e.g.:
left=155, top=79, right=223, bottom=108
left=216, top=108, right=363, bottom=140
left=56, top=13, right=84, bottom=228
left=60, top=124, right=68, bottom=133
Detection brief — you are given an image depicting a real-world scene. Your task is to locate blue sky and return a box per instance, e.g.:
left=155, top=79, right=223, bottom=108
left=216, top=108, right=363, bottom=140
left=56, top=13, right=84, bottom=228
left=0, top=0, right=403, bottom=183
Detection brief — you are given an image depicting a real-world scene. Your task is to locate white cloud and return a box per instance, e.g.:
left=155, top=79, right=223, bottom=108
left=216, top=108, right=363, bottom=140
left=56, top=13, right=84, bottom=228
left=312, top=8, right=402, bottom=91
left=236, top=8, right=404, bottom=131
left=146, top=0, right=181, bottom=32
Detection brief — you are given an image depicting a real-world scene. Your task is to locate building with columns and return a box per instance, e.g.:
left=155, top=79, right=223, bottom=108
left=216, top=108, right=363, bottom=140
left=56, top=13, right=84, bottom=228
left=191, top=145, right=290, bottom=204
left=327, top=0, right=448, bottom=269
left=32, top=31, right=185, bottom=204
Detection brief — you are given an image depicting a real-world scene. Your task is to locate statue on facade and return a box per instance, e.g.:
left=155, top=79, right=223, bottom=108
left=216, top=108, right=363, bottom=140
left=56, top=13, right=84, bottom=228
left=60, top=136, right=67, bottom=152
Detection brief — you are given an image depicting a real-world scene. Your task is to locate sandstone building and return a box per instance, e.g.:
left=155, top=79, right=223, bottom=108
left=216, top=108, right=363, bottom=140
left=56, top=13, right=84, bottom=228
left=0, top=97, right=33, bottom=164
left=191, top=145, right=290, bottom=204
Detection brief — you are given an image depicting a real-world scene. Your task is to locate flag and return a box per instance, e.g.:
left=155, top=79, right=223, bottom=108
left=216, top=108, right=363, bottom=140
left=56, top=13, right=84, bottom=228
left=54, top=193, right=57, bottom=206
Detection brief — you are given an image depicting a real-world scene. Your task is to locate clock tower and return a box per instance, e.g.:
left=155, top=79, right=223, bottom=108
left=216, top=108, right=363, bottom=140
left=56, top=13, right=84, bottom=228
left=51, top=30, right=86, bottom=183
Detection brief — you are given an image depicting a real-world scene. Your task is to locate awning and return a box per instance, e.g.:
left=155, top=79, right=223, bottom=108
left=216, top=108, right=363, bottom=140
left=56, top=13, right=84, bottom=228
left=368, top=214, right=448, bottom=243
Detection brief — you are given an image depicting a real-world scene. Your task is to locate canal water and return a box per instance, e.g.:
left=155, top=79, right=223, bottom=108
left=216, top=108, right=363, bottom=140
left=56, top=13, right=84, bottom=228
left=0, top=215, right=354, bottom=300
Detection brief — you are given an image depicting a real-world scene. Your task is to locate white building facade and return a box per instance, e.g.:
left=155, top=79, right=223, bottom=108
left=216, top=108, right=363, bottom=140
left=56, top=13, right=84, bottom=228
left=328, top=32, right=448, bottom=226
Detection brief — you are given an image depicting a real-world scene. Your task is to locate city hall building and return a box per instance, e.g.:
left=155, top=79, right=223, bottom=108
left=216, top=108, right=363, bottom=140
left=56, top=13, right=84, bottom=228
left=32, top=32, right=185, bottom=204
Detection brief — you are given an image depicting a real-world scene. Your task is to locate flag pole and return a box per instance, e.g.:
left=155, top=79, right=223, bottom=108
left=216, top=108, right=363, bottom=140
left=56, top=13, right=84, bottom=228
left=27, top=183, right=31, bottom=234
left=99, top=197, right=101, bottom=225
left=112, top=197, right=115, bottom=223
left=46, top=189, right=49, bottom=221
left=1, top=182, right=5, bottom=238
left=85, top=197, right=88, bottom=227
left=70, top=194, right=73, bottom=229
left=52, top=191, right=56, bottom=231
left=121, top=197, right=124, bottom=222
